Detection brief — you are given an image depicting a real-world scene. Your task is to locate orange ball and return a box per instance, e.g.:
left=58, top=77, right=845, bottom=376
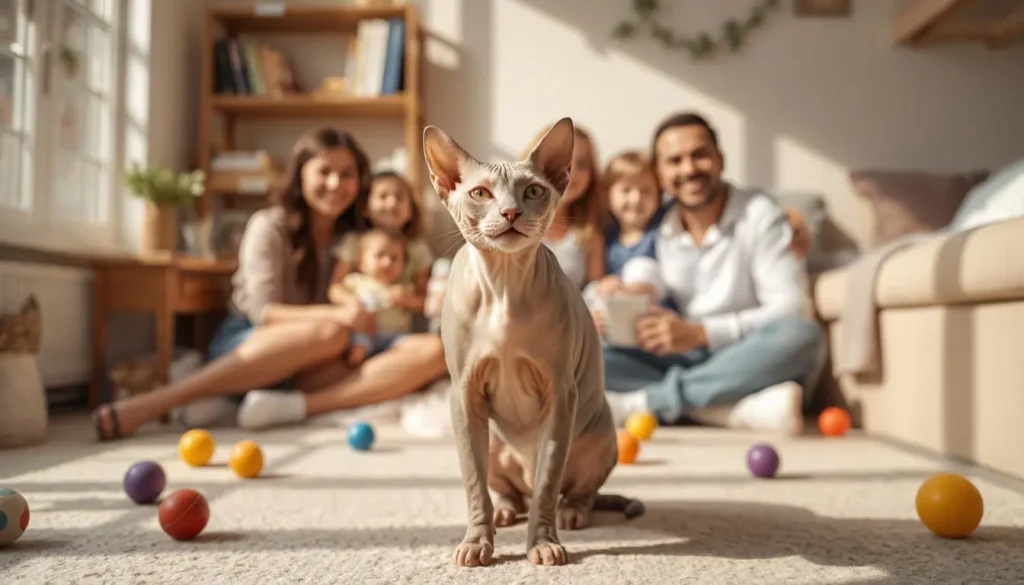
left=818, top=407, right=852, bottom=437
left=625, top=412, right=658, bottom=441
left=617, top=430, right=640, bottom=465
left=228, top=440, right=264, bottom=479
left=915, top=473, right=984, bottom=538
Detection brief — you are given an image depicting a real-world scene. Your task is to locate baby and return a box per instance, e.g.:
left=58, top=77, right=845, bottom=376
left=329, top=228, right=416, bottom=366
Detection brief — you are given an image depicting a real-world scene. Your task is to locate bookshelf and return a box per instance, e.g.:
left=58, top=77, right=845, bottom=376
left=197, top=3, right=423, bottom=217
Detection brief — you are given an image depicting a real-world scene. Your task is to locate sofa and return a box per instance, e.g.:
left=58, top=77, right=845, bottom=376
left=809, top=160, right=1024, bottom=480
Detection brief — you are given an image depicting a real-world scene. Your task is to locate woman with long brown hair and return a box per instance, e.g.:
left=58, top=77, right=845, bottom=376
left=522, top=123, right=605, bottom=290
left=92, top=127, right=447, bottom=440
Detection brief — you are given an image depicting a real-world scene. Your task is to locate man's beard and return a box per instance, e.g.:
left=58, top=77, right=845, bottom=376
left=673, top=175, right=722, bottom=211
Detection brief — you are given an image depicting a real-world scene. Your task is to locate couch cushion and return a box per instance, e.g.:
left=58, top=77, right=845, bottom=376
left=814, top=216, right=1024, bottom=321
left=850, top=169, right=988, bottom=249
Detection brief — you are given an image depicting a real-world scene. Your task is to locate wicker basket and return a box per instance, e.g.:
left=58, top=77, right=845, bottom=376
left=0, top=296, right=48, bottom=449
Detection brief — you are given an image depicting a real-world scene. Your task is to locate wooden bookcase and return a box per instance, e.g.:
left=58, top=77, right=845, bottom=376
left=197, top=4, right=424, bottom=217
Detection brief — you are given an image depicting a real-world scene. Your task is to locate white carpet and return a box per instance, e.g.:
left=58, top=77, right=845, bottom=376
left=3, top=413, right=1024, bottom=584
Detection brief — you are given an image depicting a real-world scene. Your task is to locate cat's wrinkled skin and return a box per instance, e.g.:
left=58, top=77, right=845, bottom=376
left=423, top=118, right=644, bottom=568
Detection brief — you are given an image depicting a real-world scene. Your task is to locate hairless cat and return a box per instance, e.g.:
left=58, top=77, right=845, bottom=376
left=423, top=117, right=644, bottom=568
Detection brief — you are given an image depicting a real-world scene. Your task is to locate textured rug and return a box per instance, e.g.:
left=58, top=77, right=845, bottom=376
left=3, top=413, right=1024, bottom=584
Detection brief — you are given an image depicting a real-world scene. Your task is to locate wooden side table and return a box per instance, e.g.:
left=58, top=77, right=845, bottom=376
left=89, top=253, right=237, bottom=410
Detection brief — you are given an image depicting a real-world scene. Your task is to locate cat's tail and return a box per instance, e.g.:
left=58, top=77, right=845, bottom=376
left=593, top=493, right=645, bottom=520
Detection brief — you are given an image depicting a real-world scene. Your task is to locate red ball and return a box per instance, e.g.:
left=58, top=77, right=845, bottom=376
left=158, top=489, right=209, bottom=541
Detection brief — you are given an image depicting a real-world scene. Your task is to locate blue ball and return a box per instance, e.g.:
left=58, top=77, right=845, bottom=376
left=347, top=422, right=375, bottom=451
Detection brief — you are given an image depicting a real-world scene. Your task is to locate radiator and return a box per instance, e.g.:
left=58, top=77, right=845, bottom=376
left=0, top=261, right=93, bottom=388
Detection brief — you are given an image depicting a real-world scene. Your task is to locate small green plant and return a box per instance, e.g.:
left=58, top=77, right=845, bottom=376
left=123, top=163, right=205, bottom=207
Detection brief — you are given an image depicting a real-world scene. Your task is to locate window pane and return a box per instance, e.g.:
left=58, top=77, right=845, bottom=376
left=59, top=3, right=87, bottom=84
left=0, top=52, right=13, bottom=128
left=89, top=0, right=114, bottom=22
left=81, top=159, right=104, bottom=223
left=56, top=89, right=85, bottom=153
left=0, top=0, right=17, bottom=43
left=85, top=91, right=109, bottom=162
left=0, top=130, right=20, bottom=210
left=52, top=150, right=83, bottom=220
left=86, top=21, right=108, bottom=93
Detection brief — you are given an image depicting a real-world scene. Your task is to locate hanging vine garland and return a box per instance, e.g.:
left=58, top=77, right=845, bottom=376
left=612, top=0, right=781, bottom=61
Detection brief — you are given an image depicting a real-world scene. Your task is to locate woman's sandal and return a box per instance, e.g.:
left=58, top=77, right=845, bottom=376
left=92, top=404, right=123, bottom=442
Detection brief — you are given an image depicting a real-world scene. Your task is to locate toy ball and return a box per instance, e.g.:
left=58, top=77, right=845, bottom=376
left=158, top=488, right=210, bottom=541
left=625, top=412, right=658, bottom=441
left=0, top=488, right=30, bottom=547
left=747, top=443, right=780, bottom=478
left=616, top=430, right=640, bottom=465
left=818, top=407, right=852, bottom=437
left=178, top=429, right=215, bottom=467
left=123, top=460, right=167, bottom=504
left=228, top=440, right=264, bottom=479
left=347, top=422, right=376, bottom=451
left=915, top=472, right=984, bottom=538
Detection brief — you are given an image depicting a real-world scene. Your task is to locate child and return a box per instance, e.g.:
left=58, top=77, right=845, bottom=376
left=330, top=171, right=433, bottom=312
left=583, top=151, right=671, bottom=328
left=331, top=229, right=416, bottom=366
left=595, top=150, right=669, bottom=294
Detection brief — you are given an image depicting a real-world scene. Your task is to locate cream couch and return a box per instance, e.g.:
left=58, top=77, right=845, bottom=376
left=813, top=192, right=1024, bottom=480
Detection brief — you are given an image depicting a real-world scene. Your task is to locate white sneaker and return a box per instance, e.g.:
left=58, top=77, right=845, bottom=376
left=236, top=390, right=307, bottom=430
left=170, top=396, right=239, bottom=428
left=690, top=381, right=805, bottom=435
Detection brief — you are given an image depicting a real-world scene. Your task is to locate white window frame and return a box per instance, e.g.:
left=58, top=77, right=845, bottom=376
left=0, top=0, right=125, bottom=255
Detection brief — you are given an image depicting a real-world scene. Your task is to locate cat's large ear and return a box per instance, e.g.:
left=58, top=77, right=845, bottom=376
left=423, top=126, right=473, bottom=202
left=525, top=117, right=575, bottom=194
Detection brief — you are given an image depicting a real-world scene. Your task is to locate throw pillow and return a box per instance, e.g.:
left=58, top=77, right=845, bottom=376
left=849, top=169, right=989, bottom=248
left=948, top=157, right=1024, bottom=233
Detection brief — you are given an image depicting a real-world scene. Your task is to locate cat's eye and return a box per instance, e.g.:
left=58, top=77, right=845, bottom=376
left=524, top=184, right=546, bottom=200
left=469, top=186, right=492, bottom=200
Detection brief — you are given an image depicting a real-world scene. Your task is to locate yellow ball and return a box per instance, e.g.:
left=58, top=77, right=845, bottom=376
left=915, top=472, right=984, bottom=538
left=178, top=429, right=215, bottom=467
left=625, top=412, right=658, bottom=441
left=228, top=440, right=264, bottom=479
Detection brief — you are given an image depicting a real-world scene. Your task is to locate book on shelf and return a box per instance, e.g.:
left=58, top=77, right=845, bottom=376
left=209, top=150, right=279, bottom=195
left=214, top=38, right=302, bottom=97
left=347, top=17, right=406, bottom=97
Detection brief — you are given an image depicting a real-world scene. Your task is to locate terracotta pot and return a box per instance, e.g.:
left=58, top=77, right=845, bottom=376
left=140, top=202, right=179, bottom=253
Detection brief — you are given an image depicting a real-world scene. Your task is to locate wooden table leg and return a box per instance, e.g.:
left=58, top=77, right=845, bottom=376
left=156, top=307, right=175, bottom=425
left=90, top=272, right=108, bottom=411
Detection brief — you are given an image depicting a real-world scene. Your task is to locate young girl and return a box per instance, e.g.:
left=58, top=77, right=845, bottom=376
left=522, top=123, right=604, bottom=290
left=595, top=150, right=669, bottom=294
left=329, top=170, right=433, bottom=313
left=583, top=151, right=671, bottom=335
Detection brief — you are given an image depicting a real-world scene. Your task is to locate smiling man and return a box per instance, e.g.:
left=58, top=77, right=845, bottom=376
left=602, top=112, right=824, bottom=435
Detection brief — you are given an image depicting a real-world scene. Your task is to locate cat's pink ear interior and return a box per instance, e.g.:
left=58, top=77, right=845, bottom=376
left=526, top=117, right=575, bottom=193
left=423, top=126, right=468, bottom=199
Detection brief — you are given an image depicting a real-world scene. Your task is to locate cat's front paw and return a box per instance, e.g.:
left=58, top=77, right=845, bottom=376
left=452, top=530, right=494, bottom=567
left=527, top=539, right=568, bottom=566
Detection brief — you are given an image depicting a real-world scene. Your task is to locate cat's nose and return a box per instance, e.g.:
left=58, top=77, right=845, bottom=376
left=501, top=208, right=521, bottom=223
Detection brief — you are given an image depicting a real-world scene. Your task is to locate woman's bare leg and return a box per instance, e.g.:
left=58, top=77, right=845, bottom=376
left=95, top=320, right=350, bottom=438
left=305, top=334, right=447, bottom=415
left=235, top=334, right=447, bottom=429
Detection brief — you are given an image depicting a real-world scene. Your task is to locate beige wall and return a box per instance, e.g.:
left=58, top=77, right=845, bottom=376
left=192, top=0, right=1024, bottom=252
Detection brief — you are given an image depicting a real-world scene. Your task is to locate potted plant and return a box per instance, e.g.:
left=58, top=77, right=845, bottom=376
left=123, top=163, right=205, bottom=254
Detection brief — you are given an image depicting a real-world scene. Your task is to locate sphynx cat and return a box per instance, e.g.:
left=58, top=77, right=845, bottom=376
left=423, top=117, right=644, bottom=568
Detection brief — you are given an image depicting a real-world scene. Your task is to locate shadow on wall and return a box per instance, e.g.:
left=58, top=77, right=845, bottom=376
left=501, top=0, right=1024, bottom=248
left=418, top=0, right=497, bottom=257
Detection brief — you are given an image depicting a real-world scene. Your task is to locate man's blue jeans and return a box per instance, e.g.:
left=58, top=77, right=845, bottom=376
left=603, top=317, right=826, bottom=423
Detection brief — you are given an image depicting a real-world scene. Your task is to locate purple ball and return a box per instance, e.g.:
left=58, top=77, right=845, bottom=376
left=747, top=443, right=780, bottom=478
left=123, top=461, right=167, bottom=504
